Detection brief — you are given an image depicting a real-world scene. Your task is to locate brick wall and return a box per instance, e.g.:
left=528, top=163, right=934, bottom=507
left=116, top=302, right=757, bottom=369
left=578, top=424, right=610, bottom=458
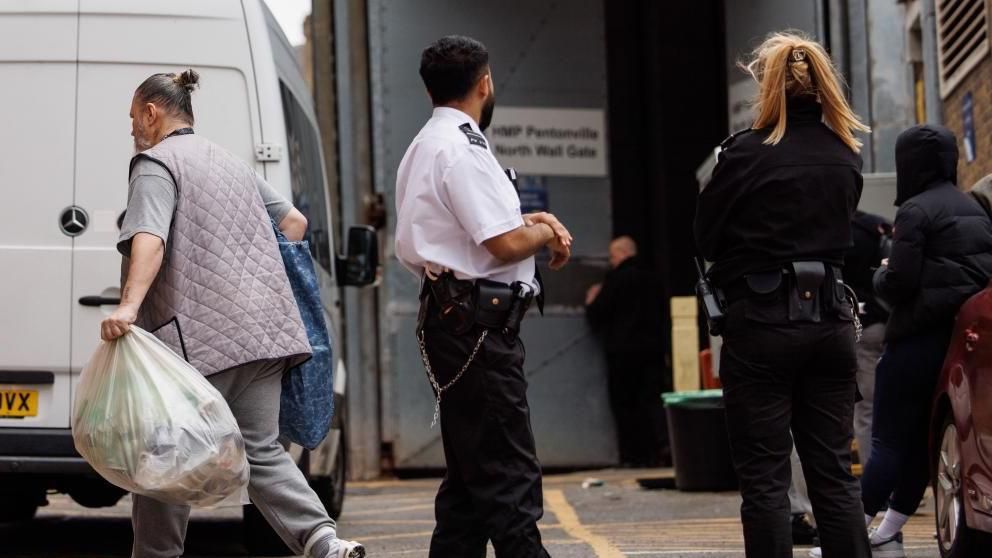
left=942, top=55, right=992, bottom=188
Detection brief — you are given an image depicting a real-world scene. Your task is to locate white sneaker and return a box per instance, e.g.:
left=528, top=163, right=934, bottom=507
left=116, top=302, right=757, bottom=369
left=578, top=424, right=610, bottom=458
left=336, top=540, right=367, bottom=558
left=868, top=528, right=904, bottom=558
left=305, top=530, right=367, bottom=558
left=809, top=530, right=904, bottom=558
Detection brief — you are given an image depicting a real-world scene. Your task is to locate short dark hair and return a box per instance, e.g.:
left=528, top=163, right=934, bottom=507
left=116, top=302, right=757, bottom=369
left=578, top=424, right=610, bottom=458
left=419, top=36, right=489, bottom=106
left=135, top=69, right=200, bottom=125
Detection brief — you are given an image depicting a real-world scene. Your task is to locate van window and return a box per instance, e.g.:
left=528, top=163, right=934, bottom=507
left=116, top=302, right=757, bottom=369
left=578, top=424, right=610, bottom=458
left=280, top=81, right=332, bottom=273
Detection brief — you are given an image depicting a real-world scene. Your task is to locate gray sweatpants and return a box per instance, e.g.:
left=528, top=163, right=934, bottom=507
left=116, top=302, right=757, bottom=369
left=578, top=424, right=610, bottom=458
left=853, top=323, right=885, bottom=467
left=131, top=358, right=336, bottom=558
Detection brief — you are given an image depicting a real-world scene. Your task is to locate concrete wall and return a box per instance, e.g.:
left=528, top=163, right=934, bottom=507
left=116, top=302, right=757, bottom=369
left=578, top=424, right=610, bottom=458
left=861, top=0, right=915, bottom=172
left=367, top=0, right=617, bottom=468
left=723, top=0, right=823, bottom=133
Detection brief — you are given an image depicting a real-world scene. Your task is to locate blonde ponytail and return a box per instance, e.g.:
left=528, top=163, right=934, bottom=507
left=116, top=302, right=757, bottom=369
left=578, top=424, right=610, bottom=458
left=742, top=32, right=870, bottom=152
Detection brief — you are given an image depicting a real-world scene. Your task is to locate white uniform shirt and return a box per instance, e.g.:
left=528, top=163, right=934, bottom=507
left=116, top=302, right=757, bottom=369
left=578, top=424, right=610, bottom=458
left=395, top=107, right=538, bottom=290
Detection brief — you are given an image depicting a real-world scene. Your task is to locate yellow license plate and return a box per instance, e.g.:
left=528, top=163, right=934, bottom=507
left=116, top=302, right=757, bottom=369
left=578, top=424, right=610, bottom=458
left=0, top=390, right=38, bottom=418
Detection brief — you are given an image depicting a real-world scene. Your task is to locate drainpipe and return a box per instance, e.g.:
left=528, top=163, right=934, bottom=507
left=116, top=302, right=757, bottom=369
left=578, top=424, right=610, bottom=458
left=920, top=0, right=943, bottom=123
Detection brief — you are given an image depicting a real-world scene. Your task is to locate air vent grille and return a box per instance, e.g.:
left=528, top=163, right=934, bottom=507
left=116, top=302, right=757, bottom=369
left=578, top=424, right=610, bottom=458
left=936, top=0, right=990, bottom=97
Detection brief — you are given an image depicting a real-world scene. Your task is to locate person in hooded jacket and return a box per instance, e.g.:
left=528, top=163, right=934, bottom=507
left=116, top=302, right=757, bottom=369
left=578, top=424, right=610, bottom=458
left=858, top=124, right=992, bottom=554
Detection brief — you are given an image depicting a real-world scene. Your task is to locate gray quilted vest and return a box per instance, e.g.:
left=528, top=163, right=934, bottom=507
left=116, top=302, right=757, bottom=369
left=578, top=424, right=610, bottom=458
left=126, top=134, right=312, bottom=376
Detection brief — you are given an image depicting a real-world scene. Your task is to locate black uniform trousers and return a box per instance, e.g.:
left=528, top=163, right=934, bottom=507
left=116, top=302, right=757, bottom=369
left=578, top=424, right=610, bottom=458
left=421, top=310, right=549, bottom=558
left=719, top=297, right=870, bottom=558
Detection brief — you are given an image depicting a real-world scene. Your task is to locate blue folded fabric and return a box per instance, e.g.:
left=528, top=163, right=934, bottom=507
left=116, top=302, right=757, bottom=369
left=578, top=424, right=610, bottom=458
left=273, top=222, right=335, bottom=450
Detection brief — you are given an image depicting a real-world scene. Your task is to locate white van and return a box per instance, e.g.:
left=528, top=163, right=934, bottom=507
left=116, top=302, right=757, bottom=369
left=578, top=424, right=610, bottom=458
left=0, top=0, right=375, bottom=549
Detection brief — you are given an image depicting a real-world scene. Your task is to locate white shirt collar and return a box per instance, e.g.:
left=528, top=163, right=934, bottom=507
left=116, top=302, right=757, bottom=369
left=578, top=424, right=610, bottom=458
left=432, top=107, right=482, bottom=134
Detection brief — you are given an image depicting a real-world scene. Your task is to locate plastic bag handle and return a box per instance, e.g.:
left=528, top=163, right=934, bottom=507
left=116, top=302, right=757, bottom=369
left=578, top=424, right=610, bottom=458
left=149, top=316, right=190, bottom=363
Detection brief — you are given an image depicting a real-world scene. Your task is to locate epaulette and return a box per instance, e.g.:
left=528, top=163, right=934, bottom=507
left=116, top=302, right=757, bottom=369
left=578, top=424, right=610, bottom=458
left=719, top=128, right=753, bottom=151
left=458, top=123, right=488, bottom=149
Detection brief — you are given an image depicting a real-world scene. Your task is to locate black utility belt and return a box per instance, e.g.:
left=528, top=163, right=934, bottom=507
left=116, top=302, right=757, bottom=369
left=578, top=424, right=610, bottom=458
left=419, top=272, right=534, bottom=335
left=722, top=262, right=851, bottom=323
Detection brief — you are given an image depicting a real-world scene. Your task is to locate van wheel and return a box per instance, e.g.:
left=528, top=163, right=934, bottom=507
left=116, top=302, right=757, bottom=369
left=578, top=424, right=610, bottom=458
left=312, top=429, right=347, bottom=520
left=0, top=484, right=44, bottom=522
left=934, top=417, right=992, bottom=556
left=68, top=479, right=126, bottom=508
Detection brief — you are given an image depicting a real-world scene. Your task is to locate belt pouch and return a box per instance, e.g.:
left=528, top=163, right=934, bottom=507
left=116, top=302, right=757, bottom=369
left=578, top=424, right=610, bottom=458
left=788, top=261, right=825, bottom=322
left=744, top=270, right=783, bottom=295
left=474, top=279, right=514, bottom=328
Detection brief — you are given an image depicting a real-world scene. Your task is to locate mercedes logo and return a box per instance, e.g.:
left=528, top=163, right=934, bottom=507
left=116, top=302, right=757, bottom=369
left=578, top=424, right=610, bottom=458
left=59, top=206, right=89, bottom=237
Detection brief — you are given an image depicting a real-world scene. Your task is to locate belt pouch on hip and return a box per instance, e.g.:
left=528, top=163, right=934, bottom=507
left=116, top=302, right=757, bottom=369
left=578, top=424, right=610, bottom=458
left=788, top=261, right=826, bottom=322
left=474, top=279, right=514, bottom=328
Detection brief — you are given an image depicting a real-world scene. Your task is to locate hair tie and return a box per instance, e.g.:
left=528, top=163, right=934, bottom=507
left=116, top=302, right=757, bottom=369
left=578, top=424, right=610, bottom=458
left=789, top=48, right=807, bottom=64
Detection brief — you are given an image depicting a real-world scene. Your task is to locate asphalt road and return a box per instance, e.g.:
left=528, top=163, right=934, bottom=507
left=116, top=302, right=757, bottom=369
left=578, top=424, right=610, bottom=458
left=0, top=468, right=942, bottom=557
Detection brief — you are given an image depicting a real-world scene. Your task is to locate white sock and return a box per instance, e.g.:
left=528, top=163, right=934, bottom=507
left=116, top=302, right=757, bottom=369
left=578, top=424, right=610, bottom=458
left=304, top=526, right=339, bottom=558
left=865, top=513, right=874, bottom=527
left=874, top=509, right=909, bottom=540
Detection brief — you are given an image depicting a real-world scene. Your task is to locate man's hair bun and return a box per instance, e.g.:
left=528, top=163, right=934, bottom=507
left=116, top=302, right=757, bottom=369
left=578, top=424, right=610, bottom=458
left=175, top=69, right=200, bottom=92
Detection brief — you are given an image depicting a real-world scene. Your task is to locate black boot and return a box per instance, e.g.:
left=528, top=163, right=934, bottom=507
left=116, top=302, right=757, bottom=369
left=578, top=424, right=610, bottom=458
left=791, top=513, right=819, bottom=546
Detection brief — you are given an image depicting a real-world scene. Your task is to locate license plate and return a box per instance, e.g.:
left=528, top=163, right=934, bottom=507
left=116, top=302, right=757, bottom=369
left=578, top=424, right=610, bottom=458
left=0, top=389, right=38, bottom=418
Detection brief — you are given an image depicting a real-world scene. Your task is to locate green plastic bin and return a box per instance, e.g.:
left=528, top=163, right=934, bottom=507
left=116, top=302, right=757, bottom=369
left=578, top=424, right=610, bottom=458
left=662, top=390, right=738, bottom=491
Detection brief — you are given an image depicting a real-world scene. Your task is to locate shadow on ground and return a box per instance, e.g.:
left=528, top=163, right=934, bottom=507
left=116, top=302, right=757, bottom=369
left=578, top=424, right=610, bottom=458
left=0, top=516, right=250, bottom=557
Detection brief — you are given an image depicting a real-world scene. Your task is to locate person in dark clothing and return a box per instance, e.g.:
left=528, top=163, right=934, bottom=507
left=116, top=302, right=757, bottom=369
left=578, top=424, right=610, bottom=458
left=846, top=211, right=892, bottom=467
left=586, top=236, right=669, bottom=467
left=859, top=125, right=992, bottom=552
left=694, top=32, right=871, bottom=558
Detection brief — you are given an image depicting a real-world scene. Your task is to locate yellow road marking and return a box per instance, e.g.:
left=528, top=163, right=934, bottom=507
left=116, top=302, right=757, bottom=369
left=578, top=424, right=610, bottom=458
left=345, top=503, right=435, bottom=516
left=352, top=530, right=435, bottom=542
left=544, top=489, right=625, bottom=558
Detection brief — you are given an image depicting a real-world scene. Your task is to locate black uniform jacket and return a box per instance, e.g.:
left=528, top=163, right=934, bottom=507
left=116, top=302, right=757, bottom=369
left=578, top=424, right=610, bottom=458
left=874, top=124, right=992, bottom=342
left=694, top=96, right=864, bottom=287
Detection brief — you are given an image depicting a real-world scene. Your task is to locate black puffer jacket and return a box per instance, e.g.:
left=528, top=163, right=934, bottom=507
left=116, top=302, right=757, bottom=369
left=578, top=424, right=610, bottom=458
left=875, top=125, right=992, bottom=341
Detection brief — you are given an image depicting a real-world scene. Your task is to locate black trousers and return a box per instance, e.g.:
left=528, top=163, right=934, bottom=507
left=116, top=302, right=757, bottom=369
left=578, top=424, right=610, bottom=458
left=421, top=314, right=549, bottom=558
left=606, top=351, right=669, bottom=466
left=861, top=328, right=951, bottom=516
left=720, top=298, right=870, bottom=558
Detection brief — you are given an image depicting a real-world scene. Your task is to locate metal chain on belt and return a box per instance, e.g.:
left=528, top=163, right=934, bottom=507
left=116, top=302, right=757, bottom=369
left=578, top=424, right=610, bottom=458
left=417, top=328, right=489, bottom=428
left=841, top=283, right=864, bottom=343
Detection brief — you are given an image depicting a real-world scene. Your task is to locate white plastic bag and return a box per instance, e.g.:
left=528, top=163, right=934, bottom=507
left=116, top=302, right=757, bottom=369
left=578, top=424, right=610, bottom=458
left=72, top=326, right=249, bottom=508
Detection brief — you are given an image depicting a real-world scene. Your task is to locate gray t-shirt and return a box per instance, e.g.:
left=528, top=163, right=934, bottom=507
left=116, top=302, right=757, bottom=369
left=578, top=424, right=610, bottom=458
left=118, top=158, right=293, bottom=256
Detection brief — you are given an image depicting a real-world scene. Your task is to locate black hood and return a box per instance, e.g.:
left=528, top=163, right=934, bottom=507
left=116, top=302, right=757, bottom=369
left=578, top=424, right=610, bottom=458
left=894, top=124, right=958, bottom=206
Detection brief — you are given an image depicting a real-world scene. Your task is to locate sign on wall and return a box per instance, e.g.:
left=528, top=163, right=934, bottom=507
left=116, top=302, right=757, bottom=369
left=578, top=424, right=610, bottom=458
left=517, top=176, right=550, bottom=214
left=727, top=79, right=757, bottom=133
left=963, top=92, right=976, bottom=163
left=487, top=107, right=607, bottom=176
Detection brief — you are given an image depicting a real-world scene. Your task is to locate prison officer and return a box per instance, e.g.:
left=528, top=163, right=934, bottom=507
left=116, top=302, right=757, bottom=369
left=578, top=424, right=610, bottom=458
left=394, top=35, right=572, bottom=558
left=693, top=33, right=871, bottom=558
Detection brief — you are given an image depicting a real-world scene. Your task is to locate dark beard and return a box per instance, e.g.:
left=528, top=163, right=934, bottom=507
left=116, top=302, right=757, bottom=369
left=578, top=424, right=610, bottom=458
left=479, top=93, right=496, bottom=132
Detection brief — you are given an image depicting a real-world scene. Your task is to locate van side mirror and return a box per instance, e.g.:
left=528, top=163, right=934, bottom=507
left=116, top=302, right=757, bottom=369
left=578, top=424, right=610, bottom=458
left=336, top=225, right=378, bottom=287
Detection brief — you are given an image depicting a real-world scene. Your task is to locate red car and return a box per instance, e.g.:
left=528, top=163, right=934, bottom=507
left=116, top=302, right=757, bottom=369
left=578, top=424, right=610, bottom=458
left=931, top=285, right=992, bottom=556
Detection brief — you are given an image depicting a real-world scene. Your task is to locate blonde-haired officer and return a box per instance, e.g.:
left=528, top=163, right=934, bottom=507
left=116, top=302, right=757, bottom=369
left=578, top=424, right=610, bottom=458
left=694, top=32, right=871, bottom=558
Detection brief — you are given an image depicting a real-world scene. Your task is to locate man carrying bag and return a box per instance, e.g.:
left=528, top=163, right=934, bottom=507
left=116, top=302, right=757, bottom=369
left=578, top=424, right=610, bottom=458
left=102, top=69, right=364, bottom=558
